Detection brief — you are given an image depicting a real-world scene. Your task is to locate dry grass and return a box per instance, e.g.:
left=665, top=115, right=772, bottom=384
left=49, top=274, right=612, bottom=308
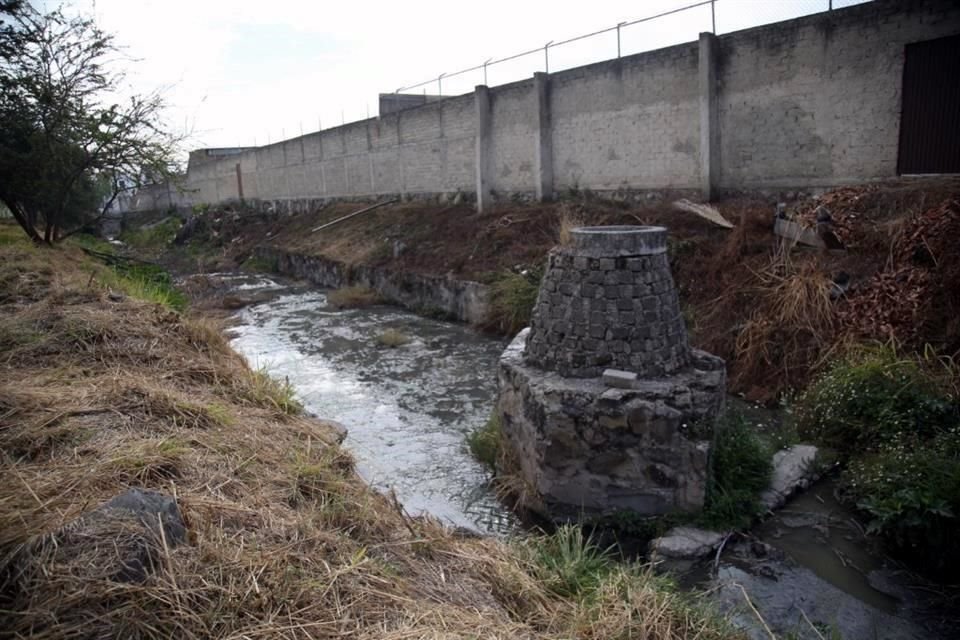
left=557, top=204, right=586, bottom=246
left=376, top=328, right=411, bottom=348
left=729, top=250, right=837, bottom=396
left=327, top=285, right=382, bottom=309
left=0, top=221, right=741, bottom=639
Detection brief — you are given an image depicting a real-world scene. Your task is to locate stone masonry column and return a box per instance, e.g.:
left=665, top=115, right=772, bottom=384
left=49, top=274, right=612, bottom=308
left=524, top=226, right=691, bottom=378
left=474, top=85, right=492, bottom=212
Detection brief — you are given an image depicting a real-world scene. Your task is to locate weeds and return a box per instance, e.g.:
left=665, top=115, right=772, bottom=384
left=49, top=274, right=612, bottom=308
left=327, top=285, right=382, bottom=309
left=119, top=217, right=182, bottom=249
left=376, top=328, right=411, bottom=348
left=242, top=367, right=302, bottom=415
left=524, top=525, right=613, bottom=599
left=467, top=413, right=501, bottom=470
left=486, top=267, right=543, bottom=335
left=240, top=253, right=278, bottom=273
left=701, top=413, right=773, bottom=530
left=557, top=205, right=585, bottom=245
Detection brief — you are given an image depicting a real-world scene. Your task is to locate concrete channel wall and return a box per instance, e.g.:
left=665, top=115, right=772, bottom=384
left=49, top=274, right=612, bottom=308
left=145, top=0, right=958, bottom=214
left=255, top=247, right=490, bottom=325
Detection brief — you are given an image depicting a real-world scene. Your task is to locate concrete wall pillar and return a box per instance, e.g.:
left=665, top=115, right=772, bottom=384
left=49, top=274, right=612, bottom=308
left=533, top=72, right=554, bottom=202
left=474, top=85, right=492, bottom=212
left=698, top=32, right=719, bottom=201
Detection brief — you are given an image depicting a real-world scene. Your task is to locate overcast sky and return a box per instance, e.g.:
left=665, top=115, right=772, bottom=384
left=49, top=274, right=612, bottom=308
left=52, top=0, right=866, bottom=156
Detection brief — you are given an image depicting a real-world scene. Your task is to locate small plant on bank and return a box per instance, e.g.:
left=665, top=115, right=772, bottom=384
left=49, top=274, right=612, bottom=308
left=327, top=286, right=382, bottom=309
left=243, top=367, right=302, bottom=415
left=524, top=525, right=613, bottom=599
left=557, top=205, right=586, bottom=246
left=700, top=413, right=773, bottom=530
left=467, top=413, right=502, bottom=470
left=240, top=254, right=279, bottom=273
left=486, top=266, right=543, bottom=335
left=119, top=217, right=182, bottom=249
left=376, top=328, right=411, bottom=348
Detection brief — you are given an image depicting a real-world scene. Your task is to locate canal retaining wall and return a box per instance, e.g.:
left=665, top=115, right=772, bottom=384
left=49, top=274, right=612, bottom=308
left=255, top=246, right=490, bottom=325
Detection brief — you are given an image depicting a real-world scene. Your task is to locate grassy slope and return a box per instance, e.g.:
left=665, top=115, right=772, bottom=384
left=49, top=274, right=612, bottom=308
left=0, top=221, right=739, bottom=639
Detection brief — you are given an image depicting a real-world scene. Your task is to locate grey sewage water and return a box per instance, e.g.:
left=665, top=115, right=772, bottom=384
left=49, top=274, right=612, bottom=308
left=222, top=273, right=516, bottom=535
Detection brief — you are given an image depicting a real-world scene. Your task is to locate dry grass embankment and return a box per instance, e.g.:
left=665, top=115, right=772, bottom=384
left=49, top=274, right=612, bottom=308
left=0, top=221, right=740, bottom=639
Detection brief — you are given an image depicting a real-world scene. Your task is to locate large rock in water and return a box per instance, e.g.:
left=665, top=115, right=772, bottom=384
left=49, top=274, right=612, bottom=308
left=4, top=488, right=186, bottom=586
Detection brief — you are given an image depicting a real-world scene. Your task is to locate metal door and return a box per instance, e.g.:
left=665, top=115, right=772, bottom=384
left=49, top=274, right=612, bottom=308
left=897, top=33, right=960, bottom=175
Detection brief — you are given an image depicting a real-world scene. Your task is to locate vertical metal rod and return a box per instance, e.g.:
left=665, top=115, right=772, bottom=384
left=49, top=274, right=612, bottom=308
left=711, top=0, right=716, bottom=33
left=617, top=22, right=625, bottom=58
left=438, top=73, right=445, bottom=95
left=483, top=58, right=492, bottom=85
left=828, top=0, right=833, bottom=9
left=544, top=41, right=553, bottom=73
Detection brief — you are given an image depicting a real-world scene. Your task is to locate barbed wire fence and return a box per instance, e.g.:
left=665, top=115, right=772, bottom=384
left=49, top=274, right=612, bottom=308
left=259, top=0, right=870, bottom=147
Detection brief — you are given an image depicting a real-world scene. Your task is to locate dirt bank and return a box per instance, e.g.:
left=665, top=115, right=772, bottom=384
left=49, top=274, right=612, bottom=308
left=0, top=222, right=739, bottom=639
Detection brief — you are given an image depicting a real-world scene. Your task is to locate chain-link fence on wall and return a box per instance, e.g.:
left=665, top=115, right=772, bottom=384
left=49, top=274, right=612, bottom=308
left=391, top=0, right=871, bottom=99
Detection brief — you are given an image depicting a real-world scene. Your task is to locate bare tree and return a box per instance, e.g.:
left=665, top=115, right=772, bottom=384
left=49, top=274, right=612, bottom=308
left=0, top=3, right=182, bottom=243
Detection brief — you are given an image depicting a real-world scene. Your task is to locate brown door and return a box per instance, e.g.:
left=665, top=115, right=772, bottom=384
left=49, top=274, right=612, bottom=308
left=897, top=33, right=960, bottom=175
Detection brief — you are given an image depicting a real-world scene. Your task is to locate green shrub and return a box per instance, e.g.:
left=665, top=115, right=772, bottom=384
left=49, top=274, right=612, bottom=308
left=120, top=217, right=182, bottom=249
left=844, top=427, right=960, bottom=576
left=799, top=343, right=960, bottom=575
left=700, top=414, right=773, bottom=530
left=486, top=267, right=542, bottom=335
left=111, top=263, right=187, bottom=311
left=240, top=254, right=278, bottom=273
left=467, top=413, right=501, bottom=470
left=798, top=344, right=958, bottom=456
left=524, top=525, right=613, bottom=599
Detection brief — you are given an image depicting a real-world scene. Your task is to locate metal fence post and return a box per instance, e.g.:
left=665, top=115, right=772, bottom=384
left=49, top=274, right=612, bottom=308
left=483, top=58, right=492, bottom=85
left=544, top=41, right=553, bottom=73
left=711, top=0, right=716, bottom=33
left=438, top=73, right=446, bottom=96
left=617, top=21, right=625, bottom=57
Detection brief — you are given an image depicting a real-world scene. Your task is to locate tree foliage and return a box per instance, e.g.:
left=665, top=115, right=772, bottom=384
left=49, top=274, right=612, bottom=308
left=0, top=2, right=180, bottom=243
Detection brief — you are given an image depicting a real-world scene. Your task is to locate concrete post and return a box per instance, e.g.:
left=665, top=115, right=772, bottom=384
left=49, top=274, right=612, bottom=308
left=474, top=85, right=492, bottom=212
left=698, top=32, right=719, bottom=201
left=533, top=72, right=554, bottom=202
left=235, top=162, right=244, bottom=200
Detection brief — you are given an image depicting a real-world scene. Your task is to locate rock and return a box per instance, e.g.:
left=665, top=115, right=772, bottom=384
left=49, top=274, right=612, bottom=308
left=323, top=419, right=349, bottom=444
left=602, top=368, right=637, bottom=388
left=760, top=445, right=819, bottom=511
left=650, top=526, right=725, bottom=561
left=7, top=489, right=186, bottom=585
left=107, top=291, right=125, bottom=302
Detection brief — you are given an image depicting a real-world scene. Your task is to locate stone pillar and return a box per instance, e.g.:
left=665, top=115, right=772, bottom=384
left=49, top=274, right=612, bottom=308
left=533, top=72, right=554, bottom=202
left=524, top=226, right=691, bottom=378
left=474, top=85, right=492, bottom=212
left=698, top=32, right=719, bottom=201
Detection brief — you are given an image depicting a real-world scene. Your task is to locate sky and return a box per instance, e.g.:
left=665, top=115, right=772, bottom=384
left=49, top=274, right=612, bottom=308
left=47, top=0, right=867, bottom=158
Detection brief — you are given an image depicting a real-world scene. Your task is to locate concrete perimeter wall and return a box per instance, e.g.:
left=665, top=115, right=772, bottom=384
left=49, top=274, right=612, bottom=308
left=152, top=0, right=958, bottom=213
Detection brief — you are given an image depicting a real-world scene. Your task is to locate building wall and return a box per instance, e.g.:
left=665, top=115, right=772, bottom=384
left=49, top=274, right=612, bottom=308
left=716, top=0, right=960, bottom=188
left=136, top=0, right=959, bottom=215
left=550, top=43, right=701, bottom=192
